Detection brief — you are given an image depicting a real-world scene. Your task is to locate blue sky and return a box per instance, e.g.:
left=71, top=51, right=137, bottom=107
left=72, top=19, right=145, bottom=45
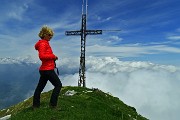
left=0, top=0, right=180, bottom=66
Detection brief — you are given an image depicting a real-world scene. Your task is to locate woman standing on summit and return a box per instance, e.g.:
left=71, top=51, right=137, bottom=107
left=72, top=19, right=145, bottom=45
left=33, top=26, right=62, bottom=108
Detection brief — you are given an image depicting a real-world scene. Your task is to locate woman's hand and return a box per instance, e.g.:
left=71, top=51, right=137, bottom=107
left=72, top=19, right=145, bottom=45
left=55, top=56, right=58, bottom=61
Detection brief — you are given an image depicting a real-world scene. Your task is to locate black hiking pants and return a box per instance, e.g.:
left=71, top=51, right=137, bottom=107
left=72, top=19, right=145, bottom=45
left=33, top=70, right=62, bottom=107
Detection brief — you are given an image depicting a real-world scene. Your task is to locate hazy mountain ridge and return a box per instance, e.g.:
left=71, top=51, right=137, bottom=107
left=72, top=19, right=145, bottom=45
left=0, top=57, right=39, bottom=109
left=0, top=57, right=38, bottom=65
left=0, top=57, right=78, bottom=110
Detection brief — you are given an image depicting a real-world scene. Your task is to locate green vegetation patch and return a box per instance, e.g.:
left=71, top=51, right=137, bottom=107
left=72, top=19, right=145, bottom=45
left=0, top=86, right=148, bottom=120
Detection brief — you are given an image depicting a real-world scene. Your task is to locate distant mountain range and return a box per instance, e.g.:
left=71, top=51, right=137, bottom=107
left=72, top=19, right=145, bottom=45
left=0, top=57, right=39, bottom=109
left=0, top=56, right=38, bottom=64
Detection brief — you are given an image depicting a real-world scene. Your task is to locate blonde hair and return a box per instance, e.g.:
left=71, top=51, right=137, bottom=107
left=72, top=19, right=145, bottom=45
left=38, top=25, right=54, bottom=39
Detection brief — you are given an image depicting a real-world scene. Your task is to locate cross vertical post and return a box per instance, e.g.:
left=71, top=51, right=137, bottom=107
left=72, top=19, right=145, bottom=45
left=79, top=14, right=86, bottom=87
left=65, top=0, right=102, bottom=87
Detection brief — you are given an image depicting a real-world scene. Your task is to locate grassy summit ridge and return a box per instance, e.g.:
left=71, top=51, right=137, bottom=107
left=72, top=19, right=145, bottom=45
left=0, top=86, right=148, bottom=120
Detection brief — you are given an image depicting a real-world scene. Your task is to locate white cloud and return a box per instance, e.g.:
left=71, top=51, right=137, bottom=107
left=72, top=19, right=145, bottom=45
left=167, top=36, right=180, bottom=41
left=166, top=28, right=180, bottom=41
left=86, top=43, right=180, bottom=58
left=106, top=17, right=112, bottom=21
left=7, top=4, right=28, bottom=20
left=109, top=35, right=123, bottom=41
left=87, top=44, right=146, bottom=57
left=60, top=56, right=180, bottom=120
left=0, top=1, right=31, bottom=21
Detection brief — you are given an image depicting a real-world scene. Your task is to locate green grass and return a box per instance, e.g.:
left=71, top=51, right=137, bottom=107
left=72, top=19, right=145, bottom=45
left=0, top=86, right=148, bottom=120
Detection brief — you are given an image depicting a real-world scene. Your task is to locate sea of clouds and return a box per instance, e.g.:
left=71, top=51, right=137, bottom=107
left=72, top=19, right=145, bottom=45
left=51, top=56, right=180, bottom=120
left=1, top=56, right=179, bottom=120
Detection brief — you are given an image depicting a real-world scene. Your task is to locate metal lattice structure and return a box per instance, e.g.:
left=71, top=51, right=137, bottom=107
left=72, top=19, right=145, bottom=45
left=65, top=0, right=102, bottom=87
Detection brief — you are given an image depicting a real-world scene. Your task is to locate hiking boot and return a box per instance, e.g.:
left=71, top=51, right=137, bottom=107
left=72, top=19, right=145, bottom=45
left=49, top=104, right=57, bottom=109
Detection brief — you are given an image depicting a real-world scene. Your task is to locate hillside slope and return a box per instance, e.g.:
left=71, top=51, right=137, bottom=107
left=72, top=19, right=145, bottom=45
left=0, top=86, right=148, bottom=120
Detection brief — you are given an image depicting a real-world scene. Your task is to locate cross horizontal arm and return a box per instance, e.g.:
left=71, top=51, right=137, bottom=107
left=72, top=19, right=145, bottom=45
left=86, top=30, right=102, bottom=35
left=65, top=30, right=81, bottom=36
left=65, top=30, right=102, bottom=36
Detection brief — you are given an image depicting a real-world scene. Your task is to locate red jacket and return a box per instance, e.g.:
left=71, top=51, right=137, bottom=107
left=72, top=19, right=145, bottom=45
left=35, top=39, right=56, bottom=70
